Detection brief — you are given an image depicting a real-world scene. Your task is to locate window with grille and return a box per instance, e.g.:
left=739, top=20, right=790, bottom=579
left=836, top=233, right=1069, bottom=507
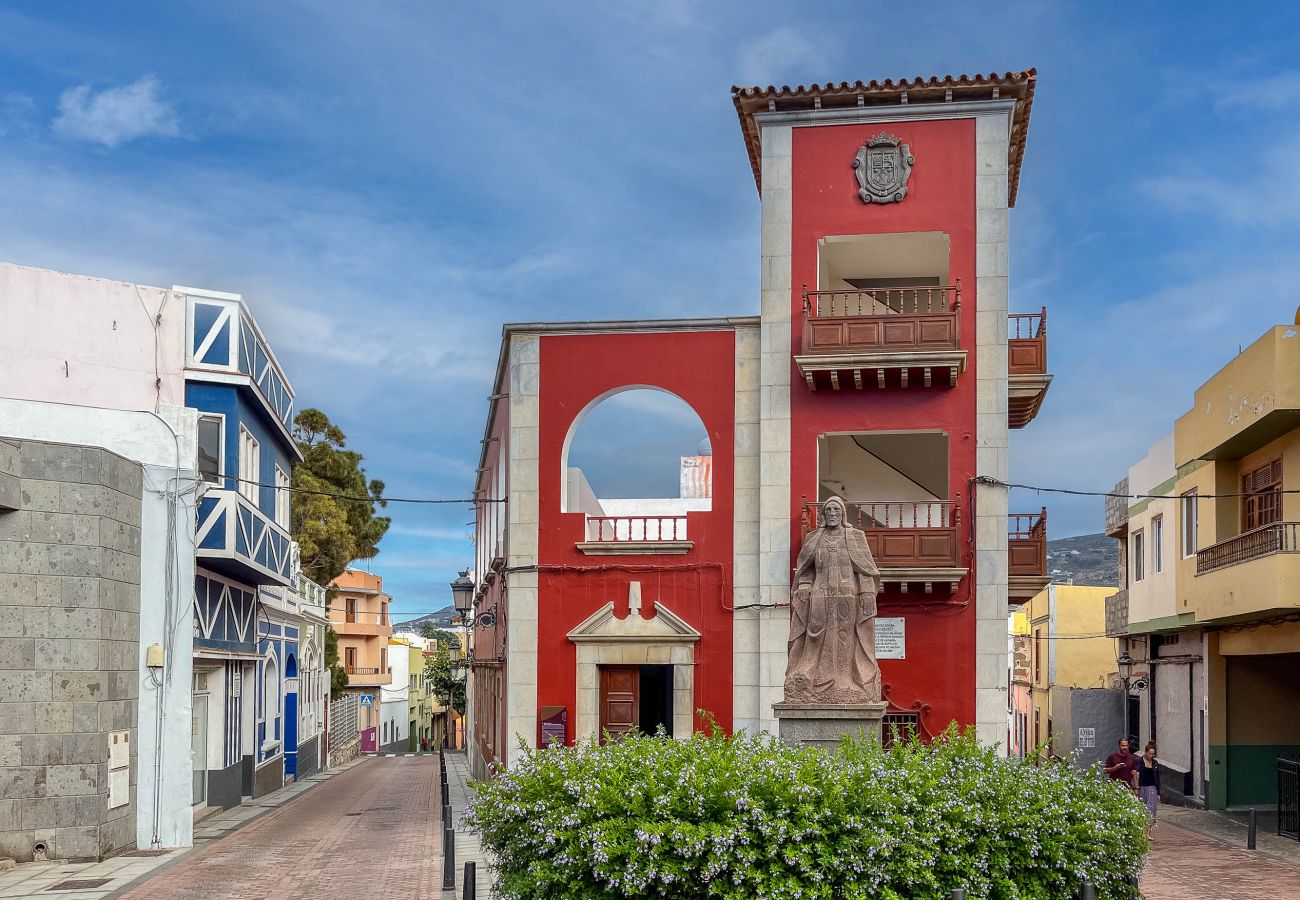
left=881, top=712, right=919, bottom=748
left=1243, top=459, right=1282, bottom=531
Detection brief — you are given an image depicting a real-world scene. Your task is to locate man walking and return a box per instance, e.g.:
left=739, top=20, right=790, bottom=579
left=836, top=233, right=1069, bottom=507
left=1104, top=737, right=1138, bottom=789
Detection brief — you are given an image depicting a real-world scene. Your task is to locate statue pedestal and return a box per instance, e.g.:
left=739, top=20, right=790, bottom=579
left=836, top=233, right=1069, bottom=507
left=773, top=702, right=889, bottom=751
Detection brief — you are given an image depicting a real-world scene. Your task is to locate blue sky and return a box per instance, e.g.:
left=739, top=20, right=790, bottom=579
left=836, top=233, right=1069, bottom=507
left=3, top=1, right=1300, bottom=616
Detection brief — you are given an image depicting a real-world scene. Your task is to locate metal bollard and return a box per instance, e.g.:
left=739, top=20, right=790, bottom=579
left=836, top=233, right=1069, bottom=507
left=443, top=802, right=451, bottom=830
left=1080, top=881, right=1095, bottom=900
left=951, top=891, right=966, bottom=900
left=1248, top=807, right=1257, bottom=850
left=443, top=827, right=456, bottom=890
left=463, top=861, right=476, bottom=900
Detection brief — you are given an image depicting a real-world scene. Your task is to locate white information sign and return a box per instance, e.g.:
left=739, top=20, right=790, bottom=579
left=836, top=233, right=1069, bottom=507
left=1078, top=727, right=1096, bottom=749
left=876, top=617, right=906, bottom=659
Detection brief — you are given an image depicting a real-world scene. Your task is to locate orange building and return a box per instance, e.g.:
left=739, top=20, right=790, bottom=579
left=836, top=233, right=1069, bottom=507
left=329, top=568, right=394, bottom=751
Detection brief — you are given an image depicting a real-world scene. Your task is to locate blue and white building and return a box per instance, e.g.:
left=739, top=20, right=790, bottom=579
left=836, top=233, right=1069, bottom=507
left=182, top=286, right=322, bottom=807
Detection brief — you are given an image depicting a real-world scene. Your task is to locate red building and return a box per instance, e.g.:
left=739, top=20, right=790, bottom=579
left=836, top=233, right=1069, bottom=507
left=468, top=71, right=1051, bottom=777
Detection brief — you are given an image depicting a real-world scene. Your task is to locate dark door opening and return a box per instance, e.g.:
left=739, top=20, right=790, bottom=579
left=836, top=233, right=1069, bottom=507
left=598, top=664, right=675, bottom=742
left=1127, top=695, right=1142, bottom=746
left=640, top=664, right=673, bottom=738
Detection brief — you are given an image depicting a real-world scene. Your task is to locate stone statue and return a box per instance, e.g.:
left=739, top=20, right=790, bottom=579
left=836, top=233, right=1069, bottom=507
left=784, top=496, right=882, bottom=704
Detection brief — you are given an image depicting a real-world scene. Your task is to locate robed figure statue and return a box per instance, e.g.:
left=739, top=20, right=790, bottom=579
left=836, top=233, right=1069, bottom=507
left=784, top=495, right=882, bottom=704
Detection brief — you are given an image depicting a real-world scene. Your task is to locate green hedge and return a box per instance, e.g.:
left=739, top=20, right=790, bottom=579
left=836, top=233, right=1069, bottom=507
left=466, top=726, right=1148, bottom=899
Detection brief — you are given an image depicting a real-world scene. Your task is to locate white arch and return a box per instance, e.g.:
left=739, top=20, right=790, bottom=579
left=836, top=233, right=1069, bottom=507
left=262, top=645, right=280, bottom=747
left=559, top=384, right=710, bottom=513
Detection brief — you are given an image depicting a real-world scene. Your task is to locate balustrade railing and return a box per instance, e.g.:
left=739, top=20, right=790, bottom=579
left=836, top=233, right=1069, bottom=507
left=1008, top=507, right=1048, bottom=578
left=584, top=515, right=689, bottom=543
left=803, top=283, right=960, bottom=319
left=344, top=666, right=381, bottom=676
left=802, top=498, right=959, bottom=533
left=1008, top=307, right=1047, bottom=340
left=1196, top=521, right=1300, bottom=575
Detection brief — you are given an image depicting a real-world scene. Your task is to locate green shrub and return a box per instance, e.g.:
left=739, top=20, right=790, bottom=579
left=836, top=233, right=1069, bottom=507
left=466, top=725, right=1148, bottom=899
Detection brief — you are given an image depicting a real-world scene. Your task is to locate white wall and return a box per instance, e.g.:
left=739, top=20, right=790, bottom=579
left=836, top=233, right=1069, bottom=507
left=0, top=397, right=198, bottom=849
left=1126, top=432, right=1176, bottom=625
left=0, top=262, right=187, bottom=410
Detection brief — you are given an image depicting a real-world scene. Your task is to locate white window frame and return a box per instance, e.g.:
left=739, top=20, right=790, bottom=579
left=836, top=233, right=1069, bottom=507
left=262, top=649, right=281, bottom=751
left=196, top=413, right=226, bottom=485
left=274, top=465, right=291, bottom=529
left=239, top=425, right=260, bottom=505
left=1152, top=516, right=1164, bottom=574
left=1132, top=529, right=1145, bottom=582
left=1181, top=490, right=1198, bottom=559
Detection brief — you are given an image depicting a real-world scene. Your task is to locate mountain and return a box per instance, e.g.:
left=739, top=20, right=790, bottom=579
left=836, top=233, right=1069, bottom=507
left=1046, top=532, right=1118, bottom=587
left=393, top=605, right=459, bottom=632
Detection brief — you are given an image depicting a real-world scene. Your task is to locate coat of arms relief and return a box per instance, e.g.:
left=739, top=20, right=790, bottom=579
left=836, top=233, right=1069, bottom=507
left=852, top=133, right=915, bottom=204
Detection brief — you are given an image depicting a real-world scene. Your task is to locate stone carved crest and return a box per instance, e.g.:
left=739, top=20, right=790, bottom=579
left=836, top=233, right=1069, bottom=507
left=852, top=133, right=914, bottom=204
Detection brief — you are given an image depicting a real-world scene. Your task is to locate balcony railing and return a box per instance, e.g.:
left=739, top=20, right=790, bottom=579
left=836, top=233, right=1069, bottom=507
left=802, top=498, right=961, bottom=569
left=584, top=515, right=688, bottom=543
left=1008, top=508, right=1048, bottom=577
left=1196, top=522, right=1300, bottom=575
left=1008, top=308, right=1047, bottom=375
left=801, top=283, right=961, bottom=356
left=195, top=487, right=293, bottom=586
left=344, top=666, right=381, bottom=676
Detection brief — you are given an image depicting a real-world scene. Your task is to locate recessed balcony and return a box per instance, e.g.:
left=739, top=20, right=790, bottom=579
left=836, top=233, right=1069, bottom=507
left=1008, top=508, right=1050, bottom=604
left=795, top=283, right=965, bottom=391
left=1009, top=308, right=1051, bottom=428
left=1193, top=522, right=1300, bottom=621
left=802, top=499, right=966, bottom=594
left=196, top=487, right=293, bottom=586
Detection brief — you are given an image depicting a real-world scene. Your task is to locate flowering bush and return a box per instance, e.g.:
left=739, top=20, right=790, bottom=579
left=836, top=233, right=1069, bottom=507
left=466, top=726, right=1148, bottom=899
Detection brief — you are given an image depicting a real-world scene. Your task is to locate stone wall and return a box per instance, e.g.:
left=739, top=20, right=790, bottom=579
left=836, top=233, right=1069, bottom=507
left=0, top=438, right=142, bottom=862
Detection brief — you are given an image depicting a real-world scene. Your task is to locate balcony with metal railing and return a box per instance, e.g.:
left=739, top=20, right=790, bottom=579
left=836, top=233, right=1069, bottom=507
left=1192, top=521, right=1300, bottom=621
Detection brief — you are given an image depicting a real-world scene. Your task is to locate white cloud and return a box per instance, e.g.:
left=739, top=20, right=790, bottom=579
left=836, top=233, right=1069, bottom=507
left=1213, top=71, right=1300, bottom=113
left=735, top=27, right=818, bottom=86
left=53, top=75, right=180, bottom=147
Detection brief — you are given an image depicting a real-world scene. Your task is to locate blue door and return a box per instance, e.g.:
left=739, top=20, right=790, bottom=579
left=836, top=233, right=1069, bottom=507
left=284, top=654, right=299, bottom=778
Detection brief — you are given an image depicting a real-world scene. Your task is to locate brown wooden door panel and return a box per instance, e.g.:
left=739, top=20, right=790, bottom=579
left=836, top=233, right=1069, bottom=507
left=599, top=666, right=639, bottom=743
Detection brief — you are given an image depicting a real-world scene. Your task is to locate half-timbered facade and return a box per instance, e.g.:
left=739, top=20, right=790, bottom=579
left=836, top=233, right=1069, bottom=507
left=182, top=286, right=307, bottom=807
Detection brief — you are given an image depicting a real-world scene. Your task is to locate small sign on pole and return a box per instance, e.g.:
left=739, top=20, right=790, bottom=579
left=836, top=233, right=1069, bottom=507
left=359, top=694, right=374, bottom=707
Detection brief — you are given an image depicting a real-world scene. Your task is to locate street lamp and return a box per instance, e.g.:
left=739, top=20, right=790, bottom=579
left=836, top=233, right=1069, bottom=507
left=450, top=569, right=475, bottom=613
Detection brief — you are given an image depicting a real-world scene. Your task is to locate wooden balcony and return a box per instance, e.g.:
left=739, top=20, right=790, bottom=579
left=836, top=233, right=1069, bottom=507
left=802, top=499, right=966, bottom=593
left=795, top=284, right=966, bottom=390
left=576, top=514, right=693, bottom=555
left=1008, top=508, right=1050, bottom=604
left=1009, top=308, right=1051, bottom=428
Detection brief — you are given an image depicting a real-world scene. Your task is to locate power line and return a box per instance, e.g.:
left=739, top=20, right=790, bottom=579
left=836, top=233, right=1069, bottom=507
left=214, top=473, right=502, bottom=505
left=979, top=475, right=1292, bottom=502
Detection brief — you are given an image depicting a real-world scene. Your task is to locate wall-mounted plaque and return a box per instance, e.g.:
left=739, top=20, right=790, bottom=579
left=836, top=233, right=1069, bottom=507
left=877, top=617, right=906, bottom=659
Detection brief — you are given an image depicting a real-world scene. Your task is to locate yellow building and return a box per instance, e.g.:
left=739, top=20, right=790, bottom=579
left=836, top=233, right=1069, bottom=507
left=1171, top=323, right=1300, bottom=808
left=1026, top=585, right=1117, bottom=758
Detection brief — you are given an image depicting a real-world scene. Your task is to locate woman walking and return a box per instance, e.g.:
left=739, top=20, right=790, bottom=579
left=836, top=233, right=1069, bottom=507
left=1134, top=741, right=1160, bottom=824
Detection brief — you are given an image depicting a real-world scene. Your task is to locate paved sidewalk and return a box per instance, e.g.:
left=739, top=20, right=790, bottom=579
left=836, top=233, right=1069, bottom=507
left=1158, top=804, right=1300, bottom=868
left=1141, top=820, right=1300, bottom=899
left=114, top=754, right=439, bottom=899
left=0, top=759, right=364, bottom=899
left=443, top=750, right=494, bottom=899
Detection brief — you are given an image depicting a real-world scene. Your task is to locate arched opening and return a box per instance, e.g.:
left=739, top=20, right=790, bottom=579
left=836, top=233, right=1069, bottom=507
left=561, top=388, right=712, bottom=530
left=263, top=651, right=280, bottom=745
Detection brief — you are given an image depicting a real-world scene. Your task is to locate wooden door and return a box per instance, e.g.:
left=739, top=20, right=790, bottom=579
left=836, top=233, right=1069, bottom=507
left=599, top=666, right=639, bottom=743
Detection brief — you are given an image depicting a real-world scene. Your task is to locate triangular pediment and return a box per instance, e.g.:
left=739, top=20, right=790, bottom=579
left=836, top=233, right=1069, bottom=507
left=567, top=600, right=701, bottom=644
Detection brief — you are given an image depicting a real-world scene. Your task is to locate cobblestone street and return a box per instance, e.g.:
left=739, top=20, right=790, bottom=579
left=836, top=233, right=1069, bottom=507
left=115, top=755, right=441, bottom=900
